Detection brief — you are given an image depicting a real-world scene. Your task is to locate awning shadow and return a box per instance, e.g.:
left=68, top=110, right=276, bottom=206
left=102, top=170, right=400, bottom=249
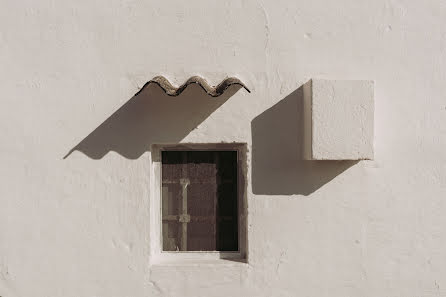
left=251, top=86, right=357, bottom=196
left=65, top=84, right=240, bottom=159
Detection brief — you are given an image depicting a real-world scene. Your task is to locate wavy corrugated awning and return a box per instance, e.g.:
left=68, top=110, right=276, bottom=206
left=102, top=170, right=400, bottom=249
left=134, top=76, right=250, bottom=97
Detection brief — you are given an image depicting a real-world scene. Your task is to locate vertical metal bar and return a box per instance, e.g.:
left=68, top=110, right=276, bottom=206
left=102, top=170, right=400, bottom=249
left=214, top=152, right=219, bottom=250
left=162, top=186, right=169, bottom=250
left=180, top=152, right=188, bottom=251
left=180, top=179, right=188, bottom=251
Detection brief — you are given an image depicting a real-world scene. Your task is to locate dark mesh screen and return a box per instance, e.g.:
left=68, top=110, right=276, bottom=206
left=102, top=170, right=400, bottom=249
left=162, top=151, right=238, bottom=251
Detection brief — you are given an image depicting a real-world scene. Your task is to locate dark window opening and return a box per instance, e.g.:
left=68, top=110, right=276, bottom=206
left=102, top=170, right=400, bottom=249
left=161, top=150, right=238, bottom=251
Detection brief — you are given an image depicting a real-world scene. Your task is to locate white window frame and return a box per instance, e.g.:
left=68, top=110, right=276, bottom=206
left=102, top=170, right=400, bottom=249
left=149, top=143, right=248, bottom=264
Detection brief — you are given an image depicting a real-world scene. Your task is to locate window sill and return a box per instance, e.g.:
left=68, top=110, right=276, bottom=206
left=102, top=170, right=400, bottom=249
left=150, top=252, right=247, bottom=267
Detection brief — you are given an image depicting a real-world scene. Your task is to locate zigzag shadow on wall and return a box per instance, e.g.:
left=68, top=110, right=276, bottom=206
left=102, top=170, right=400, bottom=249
left=251, top=86, right=358, bottom=196
left=64, top=83, right=241, bottom=159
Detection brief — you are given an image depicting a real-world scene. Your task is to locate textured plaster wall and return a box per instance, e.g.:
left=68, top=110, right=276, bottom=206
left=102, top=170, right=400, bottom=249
left=1, top=0, right=446, bottom=296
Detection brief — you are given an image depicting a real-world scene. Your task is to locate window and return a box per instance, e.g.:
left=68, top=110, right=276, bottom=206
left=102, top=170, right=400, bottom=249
left=150, top=144, right=247, bottom=261
left=162, top=150, right=238, bottom=251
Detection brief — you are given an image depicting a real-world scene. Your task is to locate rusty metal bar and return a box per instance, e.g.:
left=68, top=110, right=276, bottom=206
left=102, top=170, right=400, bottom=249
left=179, top=177, right=189, bottom=251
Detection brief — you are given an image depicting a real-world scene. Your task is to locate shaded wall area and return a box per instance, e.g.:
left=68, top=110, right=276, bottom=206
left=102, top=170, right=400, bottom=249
left=251, top=86, right=357, bottom=196
left=64, top=84, right=240, bottom=159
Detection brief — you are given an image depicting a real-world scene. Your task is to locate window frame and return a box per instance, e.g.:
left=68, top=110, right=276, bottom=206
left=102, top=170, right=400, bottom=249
left=149, top=143, right=248, bottom=263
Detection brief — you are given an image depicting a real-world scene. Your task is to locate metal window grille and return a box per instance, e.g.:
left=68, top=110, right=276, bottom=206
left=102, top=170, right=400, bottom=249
left=161, top=151, right=238, bottom=251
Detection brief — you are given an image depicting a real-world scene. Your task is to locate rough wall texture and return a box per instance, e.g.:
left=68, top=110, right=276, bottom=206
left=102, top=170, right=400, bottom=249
left=1, top=0, right=446, bottom=297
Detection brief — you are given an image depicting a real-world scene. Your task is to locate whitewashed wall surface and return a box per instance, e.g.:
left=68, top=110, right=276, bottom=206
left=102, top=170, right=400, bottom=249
left=1, top=0, right=446, bottom=296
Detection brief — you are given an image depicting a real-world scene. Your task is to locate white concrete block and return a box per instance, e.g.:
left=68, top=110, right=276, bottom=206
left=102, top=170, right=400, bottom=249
left=303, top=79, right=374, bottom=160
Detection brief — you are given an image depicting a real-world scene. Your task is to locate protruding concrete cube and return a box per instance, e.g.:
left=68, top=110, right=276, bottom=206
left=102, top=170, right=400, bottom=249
left=303, top=79, right=374, bottom=160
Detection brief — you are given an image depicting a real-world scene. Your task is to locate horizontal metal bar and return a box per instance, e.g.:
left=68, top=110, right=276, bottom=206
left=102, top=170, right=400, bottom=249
left=162, top=215, right=234, bottom=222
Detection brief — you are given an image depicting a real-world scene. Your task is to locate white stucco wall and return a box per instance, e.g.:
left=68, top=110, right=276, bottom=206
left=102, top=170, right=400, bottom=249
left=1, top=0, right=446, bottom=296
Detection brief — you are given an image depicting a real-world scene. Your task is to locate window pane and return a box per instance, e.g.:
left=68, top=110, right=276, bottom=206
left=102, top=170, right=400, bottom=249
left=161, top=150, right=238, bottom=251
